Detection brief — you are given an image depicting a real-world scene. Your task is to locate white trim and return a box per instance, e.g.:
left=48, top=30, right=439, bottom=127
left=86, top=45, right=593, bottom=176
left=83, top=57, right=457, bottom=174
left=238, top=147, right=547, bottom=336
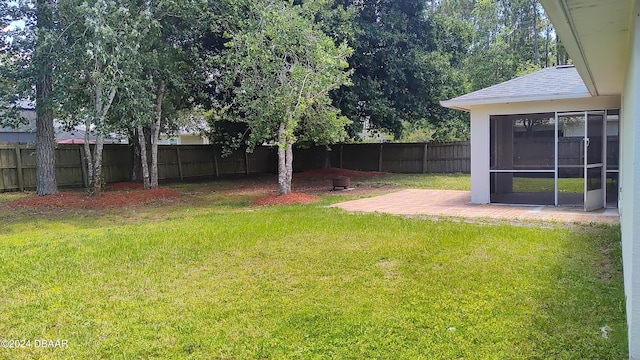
left=555, top=112, right=559, bottom=206
left=559, top=0, right=599, bottom=95
left=603, top=109, right=609, bottom=208
left=441, top=92, right=592, bottom=112
left=489, top=170, right=555, bottom=173
left=540, top=0, right=599, bottom=96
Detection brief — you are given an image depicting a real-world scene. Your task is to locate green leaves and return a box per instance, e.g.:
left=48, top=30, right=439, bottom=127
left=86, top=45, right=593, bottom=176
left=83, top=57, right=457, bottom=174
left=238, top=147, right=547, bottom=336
left=213, top=1, right=353, bottom=192
left=331, top=0, right=470, bottom=141
left=218, top=1, right=352, bottom=149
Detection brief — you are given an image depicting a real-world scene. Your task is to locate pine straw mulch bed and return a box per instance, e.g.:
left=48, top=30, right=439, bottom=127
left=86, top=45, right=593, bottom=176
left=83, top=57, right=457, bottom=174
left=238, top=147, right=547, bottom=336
left=3, top=168, right=390, bottom=209
left=6, top=183, right=180, bottom=210
left=250, top=168, right=387, bottom=206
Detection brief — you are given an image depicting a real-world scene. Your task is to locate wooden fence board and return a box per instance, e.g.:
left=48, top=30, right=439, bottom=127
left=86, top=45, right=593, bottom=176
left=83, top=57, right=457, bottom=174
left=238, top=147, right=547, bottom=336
left=0, top=141, right=471, bottom=192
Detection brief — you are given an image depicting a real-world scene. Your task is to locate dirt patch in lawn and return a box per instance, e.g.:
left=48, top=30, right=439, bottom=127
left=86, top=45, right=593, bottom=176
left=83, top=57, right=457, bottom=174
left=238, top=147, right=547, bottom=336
left=6, top=185, right=180, bottom=210
left=251, top=193, right=320, bottom=206
left=598, top=243, right=618, bottom=283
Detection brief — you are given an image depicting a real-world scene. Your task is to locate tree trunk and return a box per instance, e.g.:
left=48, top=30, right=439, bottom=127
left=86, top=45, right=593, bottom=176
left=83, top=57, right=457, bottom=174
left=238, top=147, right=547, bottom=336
left=545, top=25, right=550, bottom=67
left=34, top=0, right=58, bottom=196
left=285, top=141, right=293, bottom=190
left=532, top=1, right=539, bottom=65
left=557, top=38, right=564, bottom=65
left=92, top=134, right=104, bottom=195
left=129, top=130, right=140, bottom=181
left=137, top=124, right=151, bottom=189
left=277, top=123, right=293, bottom=195
left=150, top=80, right=165, bottom=189
left=85, top=81, right=116, bottom=196
left=83, top=118, right=94, bottom=191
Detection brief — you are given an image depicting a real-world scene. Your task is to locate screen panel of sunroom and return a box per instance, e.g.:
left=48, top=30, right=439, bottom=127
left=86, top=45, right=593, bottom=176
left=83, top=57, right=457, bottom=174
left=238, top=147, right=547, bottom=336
left=490, top=113, right=556, bottom=205
left=557, top=113, right=586, bottom=207
left=490, top=110, right=616, bottom=209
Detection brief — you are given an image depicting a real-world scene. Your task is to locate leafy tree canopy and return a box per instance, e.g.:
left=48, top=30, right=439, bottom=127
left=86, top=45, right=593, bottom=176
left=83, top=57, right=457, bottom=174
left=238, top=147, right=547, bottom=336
left=331, top=0, right=471, bottom=141
left=218, top=0, right=352, bottom=193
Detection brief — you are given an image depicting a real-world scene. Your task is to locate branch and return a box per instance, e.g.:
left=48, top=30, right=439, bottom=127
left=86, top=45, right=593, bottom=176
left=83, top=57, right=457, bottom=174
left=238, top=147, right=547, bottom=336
left=100, top=86, right=117, bottom=121
left=308, top=74, right=345, bottom=104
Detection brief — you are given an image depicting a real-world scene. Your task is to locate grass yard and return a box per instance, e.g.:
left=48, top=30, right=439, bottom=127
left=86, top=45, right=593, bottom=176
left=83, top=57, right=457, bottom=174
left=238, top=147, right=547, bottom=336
left=513, top=177, right=584, bottom=194
left=356, top=173, right=471, bottom=191
left=0, top=173, right=627, bottom=359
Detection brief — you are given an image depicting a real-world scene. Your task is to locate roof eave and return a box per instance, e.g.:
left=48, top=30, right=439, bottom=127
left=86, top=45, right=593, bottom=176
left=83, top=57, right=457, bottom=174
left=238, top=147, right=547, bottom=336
left=540, top=0, right=598, bottom=96
left=441, top=92, right=592, bottom=111
left=439, top=101, right=470, bottom=112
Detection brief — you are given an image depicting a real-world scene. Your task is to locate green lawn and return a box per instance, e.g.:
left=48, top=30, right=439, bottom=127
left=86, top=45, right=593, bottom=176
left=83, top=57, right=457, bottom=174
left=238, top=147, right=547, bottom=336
left=356, top=173, right=471, bottom=191
left=0, top=174, right=627, bottom=359
left=513, top=177, right=584, bottom=194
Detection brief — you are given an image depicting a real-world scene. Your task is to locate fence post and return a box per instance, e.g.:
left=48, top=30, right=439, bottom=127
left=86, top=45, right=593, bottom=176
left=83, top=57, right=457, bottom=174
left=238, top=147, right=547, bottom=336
left=176, top=146, right=184, bottom=181
left=14, top=145, right=24, bottom=191
left=422, top=143, right=428, bottom=174
left=378, top=144, right=383, bottom=172
left=245, top=151, right=250, bottom=175
left=339, top=144, right=344, bottom=168
left=78, top=147, right=87, bottom=188
left=213, top=146, right=219, bottom=177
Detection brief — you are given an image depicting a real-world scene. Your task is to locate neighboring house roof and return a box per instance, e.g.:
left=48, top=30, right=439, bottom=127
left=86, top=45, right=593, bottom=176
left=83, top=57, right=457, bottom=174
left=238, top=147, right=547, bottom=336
left=0, top=108, right=36, bottom=143
left=440, top=66, right=590, bottom=111
left=0, top=132, right=36, bottom=143
left=1, top=107, right=36, bottom=132
left=56, top=127, right=89, bottom=143
left=56, top=126, right=125, bottom=144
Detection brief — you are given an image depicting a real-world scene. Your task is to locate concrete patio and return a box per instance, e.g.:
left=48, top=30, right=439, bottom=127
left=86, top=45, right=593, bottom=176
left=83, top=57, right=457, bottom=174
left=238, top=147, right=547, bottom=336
left=330, top=189, right=620, bottom=224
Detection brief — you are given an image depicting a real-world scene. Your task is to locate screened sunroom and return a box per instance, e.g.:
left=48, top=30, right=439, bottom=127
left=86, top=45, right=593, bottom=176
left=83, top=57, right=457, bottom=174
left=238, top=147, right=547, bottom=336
left=489, top=110, right=619, bottom=210
left=441, top=65, right=620, bottom=212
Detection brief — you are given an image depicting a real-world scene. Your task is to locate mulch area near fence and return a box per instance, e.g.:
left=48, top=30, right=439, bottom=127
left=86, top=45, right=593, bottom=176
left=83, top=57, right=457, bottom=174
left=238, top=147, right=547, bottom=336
left=3, top=167, right=388, bottom=209
left=7, top=187, right=180, bottom=210
left=244, top=168, right=388, bottom=205
left=0, top=142, right=470, bottom=192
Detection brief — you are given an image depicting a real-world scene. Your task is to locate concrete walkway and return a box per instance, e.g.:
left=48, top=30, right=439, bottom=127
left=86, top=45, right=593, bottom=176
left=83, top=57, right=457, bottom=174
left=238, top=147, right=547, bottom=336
left=330, top=189, right=619, bottom=224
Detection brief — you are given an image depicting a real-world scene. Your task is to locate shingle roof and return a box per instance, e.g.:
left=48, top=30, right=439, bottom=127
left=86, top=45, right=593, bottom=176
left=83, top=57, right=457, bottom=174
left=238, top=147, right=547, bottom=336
left=441, top=65, right=590, bottom=111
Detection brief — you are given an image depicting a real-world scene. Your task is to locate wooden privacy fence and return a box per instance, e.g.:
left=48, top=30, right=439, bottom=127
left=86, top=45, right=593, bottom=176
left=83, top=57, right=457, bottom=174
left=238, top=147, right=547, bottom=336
left=0, top=141, right=470, bottom=192
left=0, top=144, right=278, bottom=192
left=316, top=141, right=470, bottom=173
left=0, top=144, right=132, bottom=192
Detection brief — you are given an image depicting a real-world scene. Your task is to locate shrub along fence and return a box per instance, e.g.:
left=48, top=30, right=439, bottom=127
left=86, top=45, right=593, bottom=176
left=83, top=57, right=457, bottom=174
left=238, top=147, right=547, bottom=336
left=0, top=141, right=470, bottom=192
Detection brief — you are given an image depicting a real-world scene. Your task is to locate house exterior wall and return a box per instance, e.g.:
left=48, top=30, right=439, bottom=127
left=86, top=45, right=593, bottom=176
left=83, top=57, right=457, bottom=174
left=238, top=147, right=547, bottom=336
left=621, top=4, right=640, bottom=358
left=468, top=96, right=620, bottom=205
left=158, top=134, right=209, bottom=145
left=470, top=109, right=491, bottom=203
left=179, top=134, right=209, bottom=145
